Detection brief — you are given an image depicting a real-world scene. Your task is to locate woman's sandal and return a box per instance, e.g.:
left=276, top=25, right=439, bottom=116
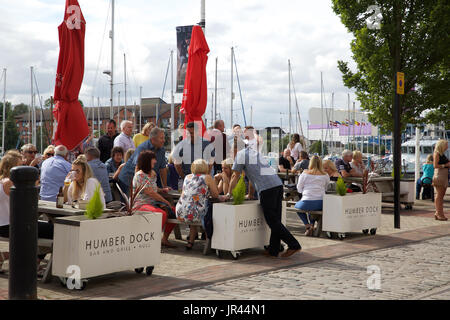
left=185, top=241, right=195, bottom=251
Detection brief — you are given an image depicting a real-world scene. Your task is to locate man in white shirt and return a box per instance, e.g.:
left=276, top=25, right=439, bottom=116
left=114, top=120, right=135, bottom=154
left=243, top=126, right=263, bottom=152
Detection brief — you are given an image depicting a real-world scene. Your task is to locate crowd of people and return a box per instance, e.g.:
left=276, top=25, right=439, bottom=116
left=1, top=120, right=449, bottom=270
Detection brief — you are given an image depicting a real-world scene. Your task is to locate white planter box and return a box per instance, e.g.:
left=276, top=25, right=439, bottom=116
left=211, top=200, right=286, bottom=252
left=52, top=212, right=162, bottom=279
left=400, top=180, right=415, bottom=204
left=323, top=193, right=381, bottom=233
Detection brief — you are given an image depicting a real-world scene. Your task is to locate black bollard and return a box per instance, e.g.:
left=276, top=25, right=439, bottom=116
left=9, top=166, right=39, bottom=300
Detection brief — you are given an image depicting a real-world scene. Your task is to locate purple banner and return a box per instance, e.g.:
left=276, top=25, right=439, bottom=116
left=307, top=124, right=372, bottom=136
left=339, top=124, right=372, bottom=136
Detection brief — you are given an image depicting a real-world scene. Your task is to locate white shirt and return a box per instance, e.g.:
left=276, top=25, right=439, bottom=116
left=114, top=132, right=135, bottom=154
left=67, top=178, right=106, bottom=207
left=296, top=172, right=330, bottom=201
left=0, top=179, right=10, bottom=226
left=289, top=142, right=303, bottom=161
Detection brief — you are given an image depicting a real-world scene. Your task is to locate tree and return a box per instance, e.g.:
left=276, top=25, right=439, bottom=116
left=309, top=140, right=328, bottom=155
left=0, top=102, right=21, bottom=151
left=332, top=0, right=450, bottom=132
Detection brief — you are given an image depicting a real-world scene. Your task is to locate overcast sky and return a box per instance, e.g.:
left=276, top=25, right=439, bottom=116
left=0, top=0, right=361, bottom=132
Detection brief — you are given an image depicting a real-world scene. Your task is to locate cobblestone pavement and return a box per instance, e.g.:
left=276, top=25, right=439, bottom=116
left=146, top=236, right=450, bottom=300
left=0, top=193, right=448, bottom=300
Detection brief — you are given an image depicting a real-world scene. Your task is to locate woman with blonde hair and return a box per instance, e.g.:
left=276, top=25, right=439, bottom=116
left=323, top=159, right=341, bottom=181
left=176, top=159, right=226, bottom=249
left=294, top=155, right=330, bottom=236
left=432, top=139, right=449, bottom=220
left=350, top=150, right=365, bottom=177
left=0, top=151, right=54, bottom=272
left=63, top=155, right=106, bottom=207
left=214, top=158, right=234, bottom=194
left=133, top=122, right=155, bottom=148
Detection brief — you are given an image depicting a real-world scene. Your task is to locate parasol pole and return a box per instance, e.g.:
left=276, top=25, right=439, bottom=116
left=200, top=0, right=205, bottom=32
left=230, top=47, right=234, bottom=130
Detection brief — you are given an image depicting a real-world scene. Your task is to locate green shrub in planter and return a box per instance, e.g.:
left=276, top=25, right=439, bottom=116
left=232, top=175, right=246, bottom=205
left=85, top=185, right=104, bottom=219
left=336, top=177, right=347, bottom=196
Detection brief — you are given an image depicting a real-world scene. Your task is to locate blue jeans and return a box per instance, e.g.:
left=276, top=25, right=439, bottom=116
left=295, top=200, right=323, bottom=226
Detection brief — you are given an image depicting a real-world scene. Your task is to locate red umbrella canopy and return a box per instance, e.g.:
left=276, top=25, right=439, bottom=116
left=180, top=26, right=210, bottom=137
left=53, top=0, right=89, bottom=151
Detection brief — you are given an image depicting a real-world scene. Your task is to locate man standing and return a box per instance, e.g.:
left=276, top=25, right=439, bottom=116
left=228, top=145, right=301, bottom=258
left=98, top=120, right=119, bottom=163
left=114, top=120, right=135, bottom=154
left=85, top=147, right=113, bottom=204
left=209, top=120, right=231, bottom=174
left=40, top=145, right=72, bottom=202
left=243, top=126, right=263, bottom=152
left=118, top=127, right=168, bottom=195
left=172, top=122, right=215, bottom=180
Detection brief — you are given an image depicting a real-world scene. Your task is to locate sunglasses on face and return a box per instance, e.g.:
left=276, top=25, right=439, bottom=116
left=46, top=153, right=54, bottom=157
left=26, top=150, right=38, bottom=154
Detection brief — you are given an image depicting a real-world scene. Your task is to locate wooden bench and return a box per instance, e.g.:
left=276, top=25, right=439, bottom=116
left=166, top=219, right=210, bottom=255
left=0, top=237, right=54, bottom=283
left=282, top=201, right=323, bottom=237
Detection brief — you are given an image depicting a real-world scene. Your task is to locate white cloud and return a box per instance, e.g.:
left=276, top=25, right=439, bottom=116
left=0, top=0, right=361, bottom=132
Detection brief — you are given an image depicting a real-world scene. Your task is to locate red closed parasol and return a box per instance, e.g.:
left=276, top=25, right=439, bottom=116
left=180, top=26, right=210, bottom=136
left=53, top=0, right=89, bottom=151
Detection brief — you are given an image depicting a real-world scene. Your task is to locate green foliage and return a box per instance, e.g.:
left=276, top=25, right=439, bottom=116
left=232, top=175, right=246, bottom=205
left=85, top=185, right=104, bottom=219
left=391, top=167, right=404, bottom=179
left=309, top=140, right=328, bottom=155
left=332, top=0, right=450, bottom=132
left=336, top=177, right=347, bottom=196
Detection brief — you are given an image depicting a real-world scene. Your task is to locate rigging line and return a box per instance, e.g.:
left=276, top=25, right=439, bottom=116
left=232, top=50, right=247, bottom=127
left=90, top=0, right=111, bottom=99
left=116, top=4, right=139, bottom=103
left=32, top=70, right=51, bottom=146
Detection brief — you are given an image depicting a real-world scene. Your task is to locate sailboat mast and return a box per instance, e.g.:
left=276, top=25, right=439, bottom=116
left=171, top=50, right=175, bottom=149
left=230, top=47, right=234, bottom=130
left=110, top=0, right=115, bottom=119
left=97, top=97, right=101, bottom=137
left=214, top=57, right=218, bottom=122
left=139, top=86, right=143, bottom=133
left=288, top=59, right=292, bottom=141
left=2, top=68, right=6, bottom=155
left=124, top=53, right=127, bottom=121
left=320, top=71, right=324, bottom=157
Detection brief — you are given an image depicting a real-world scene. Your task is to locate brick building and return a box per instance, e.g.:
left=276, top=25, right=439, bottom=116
left=15, top=98, right=184, bottom=144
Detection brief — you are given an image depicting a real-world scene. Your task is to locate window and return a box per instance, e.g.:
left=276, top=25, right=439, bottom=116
left=409, top=147, right=415, bottom=154
left=401, top=147, right=407, bottom=153
left=423, top=146, right=432, bottom=154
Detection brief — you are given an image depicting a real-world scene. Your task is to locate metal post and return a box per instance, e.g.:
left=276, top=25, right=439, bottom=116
left=200, top=0, right=205, bottom=31
left=9, top=166, right=39, bottom=300
left=394, top=80, right=401, bottom=228
left=353, top=102, right=356, bottom=151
